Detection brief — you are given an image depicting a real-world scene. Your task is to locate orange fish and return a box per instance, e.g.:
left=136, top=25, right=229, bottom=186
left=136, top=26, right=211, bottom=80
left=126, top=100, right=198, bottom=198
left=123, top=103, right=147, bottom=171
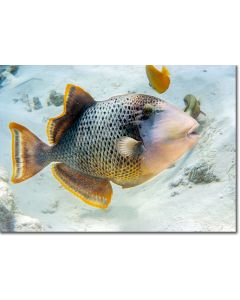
left=146, top=65, right=170, bottom=93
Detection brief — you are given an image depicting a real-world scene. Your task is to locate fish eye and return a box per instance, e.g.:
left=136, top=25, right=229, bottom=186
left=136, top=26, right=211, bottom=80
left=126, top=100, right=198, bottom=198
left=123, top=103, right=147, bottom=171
left=143, top=104, right=154, bottom=116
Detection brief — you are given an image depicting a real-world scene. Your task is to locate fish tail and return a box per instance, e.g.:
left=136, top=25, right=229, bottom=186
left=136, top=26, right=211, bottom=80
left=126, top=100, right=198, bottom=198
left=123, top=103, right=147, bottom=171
left=9, top=122, right=52, bottom=183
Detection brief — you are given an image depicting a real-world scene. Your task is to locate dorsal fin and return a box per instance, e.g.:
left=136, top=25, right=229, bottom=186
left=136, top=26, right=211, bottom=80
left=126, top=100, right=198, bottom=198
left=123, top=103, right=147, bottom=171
left=47, top=84, right=95, bottom=144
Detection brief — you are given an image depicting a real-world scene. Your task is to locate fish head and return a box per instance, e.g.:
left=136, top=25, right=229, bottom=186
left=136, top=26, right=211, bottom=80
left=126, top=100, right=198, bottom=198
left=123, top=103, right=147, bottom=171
left=139, top=99, right=200, bottom=173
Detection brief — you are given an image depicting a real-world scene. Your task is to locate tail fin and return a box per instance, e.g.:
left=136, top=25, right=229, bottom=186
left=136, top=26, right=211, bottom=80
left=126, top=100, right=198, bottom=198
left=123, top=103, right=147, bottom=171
left=9, top=122, right=52, bottom=183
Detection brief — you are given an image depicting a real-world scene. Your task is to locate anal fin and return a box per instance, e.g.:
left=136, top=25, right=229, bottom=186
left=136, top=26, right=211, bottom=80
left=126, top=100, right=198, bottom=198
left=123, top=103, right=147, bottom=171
left=52, top=163, right=112, bottom=209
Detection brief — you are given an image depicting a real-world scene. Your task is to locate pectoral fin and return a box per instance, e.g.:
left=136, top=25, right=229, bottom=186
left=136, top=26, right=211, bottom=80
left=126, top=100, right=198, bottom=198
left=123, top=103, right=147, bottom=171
left=52, top=163, right=112, bottom=209
left=116, top=137, right=145, bottom=158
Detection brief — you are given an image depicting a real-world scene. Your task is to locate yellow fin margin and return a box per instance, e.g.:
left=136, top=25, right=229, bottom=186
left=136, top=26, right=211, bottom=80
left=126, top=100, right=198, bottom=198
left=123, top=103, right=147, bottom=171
left=9, top=122, right=49, bottom=183
left=9, top=123, right=21, bottom=183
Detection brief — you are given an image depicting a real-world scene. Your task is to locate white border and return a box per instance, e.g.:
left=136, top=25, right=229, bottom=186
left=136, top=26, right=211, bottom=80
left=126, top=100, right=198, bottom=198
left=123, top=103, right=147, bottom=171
left=1, top=1, right=239, bottom=300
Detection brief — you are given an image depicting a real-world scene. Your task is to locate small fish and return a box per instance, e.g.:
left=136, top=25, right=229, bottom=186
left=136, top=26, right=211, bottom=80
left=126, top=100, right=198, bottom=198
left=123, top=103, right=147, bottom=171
left=9, top=84, right=200, bottom=209
left=183, top=94, right=206, bottom=119
left=146, top=65, right=170, bottom=93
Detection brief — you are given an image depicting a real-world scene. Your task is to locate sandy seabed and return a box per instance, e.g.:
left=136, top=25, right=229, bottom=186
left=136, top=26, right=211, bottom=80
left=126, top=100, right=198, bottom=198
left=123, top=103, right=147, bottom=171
left=0, top=65, right=236, bottom=232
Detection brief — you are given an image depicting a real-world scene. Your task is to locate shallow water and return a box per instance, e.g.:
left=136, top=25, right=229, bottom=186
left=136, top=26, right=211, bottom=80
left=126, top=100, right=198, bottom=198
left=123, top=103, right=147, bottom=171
left=0, top=65, right=236, bottom=232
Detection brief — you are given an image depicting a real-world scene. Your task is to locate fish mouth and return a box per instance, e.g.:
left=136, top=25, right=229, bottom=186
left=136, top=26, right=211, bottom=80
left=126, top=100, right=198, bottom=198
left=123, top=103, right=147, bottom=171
left=187, top=123, right=200, bottom=139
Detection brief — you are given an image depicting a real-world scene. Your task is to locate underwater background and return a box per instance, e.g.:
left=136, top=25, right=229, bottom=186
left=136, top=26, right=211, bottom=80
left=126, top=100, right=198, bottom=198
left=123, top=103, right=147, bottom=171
left=0, top=65, right=236, bottom=232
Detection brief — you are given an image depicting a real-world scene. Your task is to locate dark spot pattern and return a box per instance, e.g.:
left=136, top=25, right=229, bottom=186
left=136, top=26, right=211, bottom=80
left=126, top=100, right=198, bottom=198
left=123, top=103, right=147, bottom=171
left=52, top=94, right=164, bottom=186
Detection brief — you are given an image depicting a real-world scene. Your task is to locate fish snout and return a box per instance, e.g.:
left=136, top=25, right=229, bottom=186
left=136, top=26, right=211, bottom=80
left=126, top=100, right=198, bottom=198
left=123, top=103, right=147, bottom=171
left=186, top=121, right=201, bottom=140
left=179, top=110, right=200, bottom=140
left=151, top=102, right=200, bottom=145
left=169, top=104, right=199, bottom=138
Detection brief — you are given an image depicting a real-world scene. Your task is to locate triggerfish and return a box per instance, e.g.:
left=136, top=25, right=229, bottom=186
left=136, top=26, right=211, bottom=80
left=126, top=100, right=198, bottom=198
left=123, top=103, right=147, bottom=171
left=146, top=65, right=171, bottom=93
left=9, top=84, right=200, bottom=209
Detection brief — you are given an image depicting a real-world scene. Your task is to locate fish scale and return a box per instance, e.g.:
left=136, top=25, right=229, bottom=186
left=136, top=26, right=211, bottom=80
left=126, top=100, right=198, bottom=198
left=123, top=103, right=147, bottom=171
left=52, top=94, right=161, bottom=186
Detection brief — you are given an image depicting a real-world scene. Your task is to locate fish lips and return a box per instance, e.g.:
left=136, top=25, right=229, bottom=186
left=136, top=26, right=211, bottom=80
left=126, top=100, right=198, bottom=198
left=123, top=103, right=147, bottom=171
left=186, top=123, right=201, bottom=140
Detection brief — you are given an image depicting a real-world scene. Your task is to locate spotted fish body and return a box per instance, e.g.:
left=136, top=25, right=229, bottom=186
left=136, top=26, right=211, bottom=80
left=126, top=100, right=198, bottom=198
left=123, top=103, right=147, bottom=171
left=9, top=84, right=200, bottom=209
left=52, top=94, right=161, bottom=188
